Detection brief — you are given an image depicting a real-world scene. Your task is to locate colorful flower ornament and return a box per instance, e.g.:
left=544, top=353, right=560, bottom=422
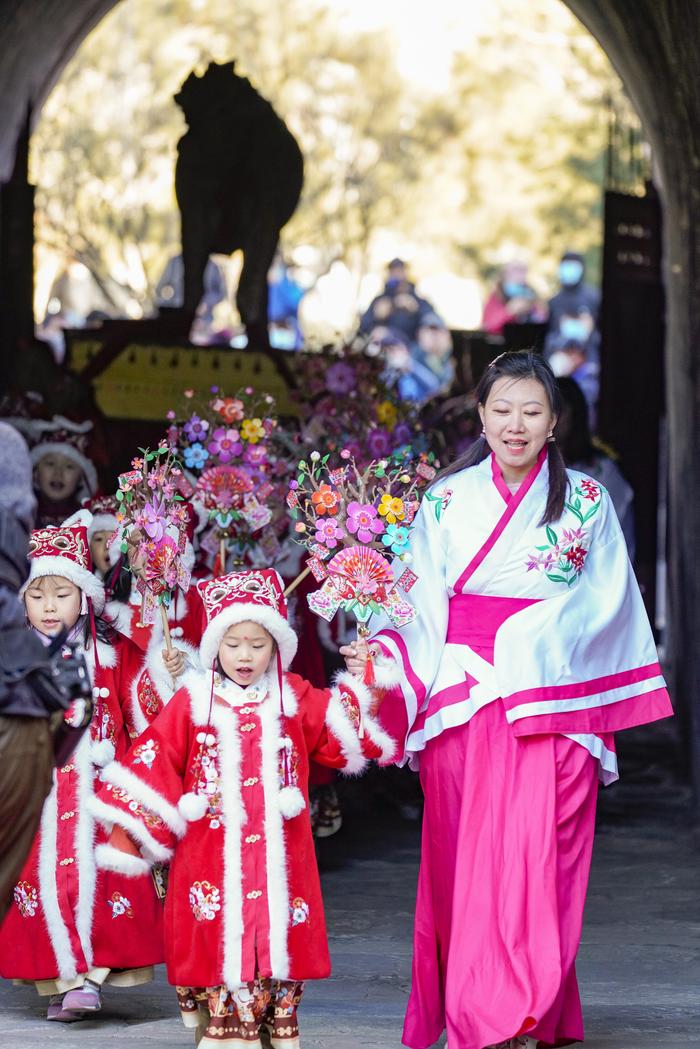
left=183, top=414, right=209, bottom=442
left=115, top=443, right=192, bottom=632
left=382, top=523, right=410, bottom=555
left=286, top=450, right=438, bottom=634
left=346, top=501, right=385, bottom=543
left=311, top=484, right=341, bottom=517
left=166, top=386, right=283, bottom=571
left=208, top=428, right=242, bottom=462
left=183, top=442, right=209, bottom=470
left=378, top=494, right=405, bottom=524
left=240, top=418, right=265, bottom=444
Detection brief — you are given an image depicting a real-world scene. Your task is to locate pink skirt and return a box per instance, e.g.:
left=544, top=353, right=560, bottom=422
left=403, top=700, right=598, bottom=1049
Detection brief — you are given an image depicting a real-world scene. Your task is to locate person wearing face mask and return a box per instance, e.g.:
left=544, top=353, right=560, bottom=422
left=360, top=258, right=437, bottom=345
left=482, top=260, right=548, bottom=336
left=547, top=252, right=601, bottom=363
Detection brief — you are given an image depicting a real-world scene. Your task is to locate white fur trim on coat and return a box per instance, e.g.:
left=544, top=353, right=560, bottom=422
left=21, top=554, right=106, bottom=614
left=278, top=785, right=305, bottom=819
left=178, top=791, right=209, bottom=822
left=208, top=700, right=246, bottom=989
left=184, top=670, right=292, bottom=984
left=369, top=654, right=404, bottom=691
left=89, top=795, right=174, bottom=864
left=129, top=634, right=199, bottom=737
left=258, top=695, right=291, bottom=978
left=105, top=599, right=133, bottom=639
left=90, top=738, right=116, bottom=768
left=332, top=671, right=397, bottom=767
left=94, top=843, right=152, bottom=878
left=324, top=683, right=367, bottom=776
left=199, top=604, right=298, bottom=671
left=38, top=773, right=78, bottom=979
left=99, top=761, right=187, bottom=838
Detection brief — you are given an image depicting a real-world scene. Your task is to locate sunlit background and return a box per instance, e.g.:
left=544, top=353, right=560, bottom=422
left=30, top=0, right=642, bottom=341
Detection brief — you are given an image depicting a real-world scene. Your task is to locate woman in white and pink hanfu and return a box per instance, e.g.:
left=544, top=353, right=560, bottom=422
left=347, top=352, right=672, bottom=1049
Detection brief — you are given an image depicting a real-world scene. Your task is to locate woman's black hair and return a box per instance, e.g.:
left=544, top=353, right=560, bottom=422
left=434, top=350, right=568, bottom=524
left=554, top=377, right=596, bottom=465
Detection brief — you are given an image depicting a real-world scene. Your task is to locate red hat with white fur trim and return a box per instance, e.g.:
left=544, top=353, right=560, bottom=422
left=197, top=569, right=297, bottom=670
left=27, top=416, right=98, bottom=498
left=81, top=494, right=120, bottom=542
left=22, top=510, right=106, bottom=613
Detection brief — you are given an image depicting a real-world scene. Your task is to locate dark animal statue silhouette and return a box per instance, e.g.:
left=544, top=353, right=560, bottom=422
left=175, top=61, right=304, bottom=348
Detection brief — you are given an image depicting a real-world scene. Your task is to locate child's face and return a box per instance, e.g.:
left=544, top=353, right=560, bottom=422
left=35, top=453, right=82, bottom=501
left=219, top=620, right=274, bottom=687
left=24, top=575, right=82, bottom=636
left=90, top=531, right=112, bottom=576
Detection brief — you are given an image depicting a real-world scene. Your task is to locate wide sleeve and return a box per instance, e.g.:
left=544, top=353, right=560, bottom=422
left=495, top=487, right=673, bottom=737
left=89, top=687, right=192, bottom=876
left=369, top=488, right=450, bottom=761
left=289, top=672, right=395, bottom=774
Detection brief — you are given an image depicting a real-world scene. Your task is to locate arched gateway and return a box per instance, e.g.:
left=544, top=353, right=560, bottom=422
left=0, top=0, right=698, bottom=797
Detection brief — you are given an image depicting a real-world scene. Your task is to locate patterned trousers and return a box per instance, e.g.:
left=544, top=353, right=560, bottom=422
left=177, top=980, right=304, bottom=1049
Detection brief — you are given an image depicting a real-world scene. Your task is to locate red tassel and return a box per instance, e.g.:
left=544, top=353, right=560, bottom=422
left=363, top=650, right=376, bottom=687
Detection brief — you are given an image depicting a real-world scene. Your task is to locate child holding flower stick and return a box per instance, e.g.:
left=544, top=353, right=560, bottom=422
left=0, top=512, right=164, bottom=1021
left=90, top=568, right=395, bottom=1049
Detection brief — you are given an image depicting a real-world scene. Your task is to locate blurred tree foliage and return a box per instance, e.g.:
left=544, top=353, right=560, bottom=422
left=31, top=0, right=635, bottom=316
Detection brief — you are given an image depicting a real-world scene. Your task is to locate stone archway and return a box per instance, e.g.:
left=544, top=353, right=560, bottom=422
left=1, top=0, right=699, bottom=791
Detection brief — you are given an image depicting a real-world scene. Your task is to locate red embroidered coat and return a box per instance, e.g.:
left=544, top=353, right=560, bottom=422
left=0, top=635, right=164, bottom=984
left=91, top=669, right=395, bottom=989
left=127, top=630, right=199, bottom=740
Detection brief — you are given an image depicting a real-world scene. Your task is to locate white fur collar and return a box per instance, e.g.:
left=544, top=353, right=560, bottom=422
left=184, top=668, right=298, bottom=725
left=84, top=635, right=117, bottom=670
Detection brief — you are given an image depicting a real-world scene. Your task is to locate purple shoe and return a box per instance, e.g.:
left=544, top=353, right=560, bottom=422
left=46, top=994, right=81, bottom=1023
left=62, top=980, right=102, bottom=1014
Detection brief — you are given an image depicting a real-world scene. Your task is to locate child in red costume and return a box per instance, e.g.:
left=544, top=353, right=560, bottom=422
left=91, top=568, right=394, bottom=1049
left=0, top=513, right=164, bottom=1022
left=28, top=417, right=99, bottom=528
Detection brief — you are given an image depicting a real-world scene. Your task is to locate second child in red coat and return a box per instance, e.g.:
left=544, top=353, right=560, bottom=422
left=91, top=568, right=394, bottom=1049
left=0, top=514, right=164, bottom=1022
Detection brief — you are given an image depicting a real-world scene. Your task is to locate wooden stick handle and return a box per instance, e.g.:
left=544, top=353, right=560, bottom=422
left=160, top=604, right=173, bottom=655
left=219, top=537, right=227, bottom=577
left=284, top=564, right=312, bottom=598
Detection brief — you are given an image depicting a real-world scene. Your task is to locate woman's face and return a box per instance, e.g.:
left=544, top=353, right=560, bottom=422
left=90, top=531, right=112, bottom=576
left=479, top=376, right=556, bottom=482
left=35, top=453, right=82, bottom=501
left=24, top=575, right=82, bottom=636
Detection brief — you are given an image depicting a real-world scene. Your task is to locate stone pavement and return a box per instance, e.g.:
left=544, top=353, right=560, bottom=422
left=1, top=721, right=699, bottom=1049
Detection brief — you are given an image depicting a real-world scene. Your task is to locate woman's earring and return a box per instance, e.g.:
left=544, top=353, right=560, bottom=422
left=481, top=428, right=486, bottom=438
left=547, top=431, right=556, bottom=443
